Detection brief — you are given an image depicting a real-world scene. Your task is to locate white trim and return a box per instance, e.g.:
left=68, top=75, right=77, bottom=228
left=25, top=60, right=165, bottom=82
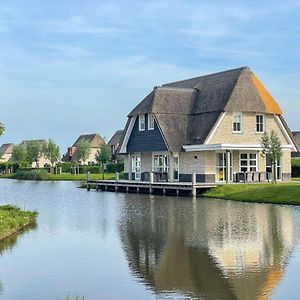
left=148, top=113, right=154, bottom=130
left=183, top=143, right=293, bottom=152
left=204, top=112, right=226, bottom=144
left=275, top=115, right=297, bottom=152
left=255, top=113, right=265, bottom=133
left=232, top=112, right=242, bottom=133
left=119, top=116, right=137, bottom=154
left=139, top=114, right=145, bottom=131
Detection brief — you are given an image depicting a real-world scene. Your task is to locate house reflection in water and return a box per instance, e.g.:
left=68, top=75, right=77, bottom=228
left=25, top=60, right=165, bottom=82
left=118, top=196, right=297, bottom=300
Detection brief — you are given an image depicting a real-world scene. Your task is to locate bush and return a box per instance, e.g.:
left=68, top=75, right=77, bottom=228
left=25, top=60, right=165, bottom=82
left=14, top=169, right=50, bottom=180
left=106, top=162, right=124, bottom=173
left=57, top=162, right=76, bottom=173
left=0, top=162, right=19, bottom=173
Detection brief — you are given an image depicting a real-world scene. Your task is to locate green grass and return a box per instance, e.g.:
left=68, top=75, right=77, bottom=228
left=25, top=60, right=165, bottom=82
left=203, top=182, right=300, bottom=205
left=0, top=205, right=38, bottom=241
left=0, top=172, right=118, bottom=181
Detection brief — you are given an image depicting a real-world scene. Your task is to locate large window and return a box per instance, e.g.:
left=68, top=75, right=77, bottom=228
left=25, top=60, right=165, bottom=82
left=256, top=114, right=264, bottom=133
left=148, top=114, right=155, bottom=130
left=153, top=154, right=169, bottom=173
left=240, top=153, right=257, bottom=172
left=233, top=112, right=242, bottom=132
left=266, top=154, right=282, bottom=181
left=139, top=114, right=145, bottom=131
left=173, top=154, right=179, bottom=181
left=216, top=152, right=232, bottom=182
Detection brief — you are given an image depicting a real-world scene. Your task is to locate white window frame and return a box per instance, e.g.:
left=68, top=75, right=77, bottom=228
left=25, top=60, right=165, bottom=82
left=139, top=114, right=145, bottom=131
left=256, top=113, right=265, bottom=133
left=240, top=152, right=257, bottom=172
left=173, top=153, right=179, bottom=181
left=148, top=114, right=155, bottom=130
left=233, top=112, right=242, bottom=133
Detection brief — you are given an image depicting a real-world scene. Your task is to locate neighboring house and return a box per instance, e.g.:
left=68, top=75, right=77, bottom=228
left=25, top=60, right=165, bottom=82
left=108, top=130, right=123, bottom=161
left=21, top=140, right=51, bottom=168
left=292, top=132, right=300, bottom=157
left=0, top=143, right=14, bottom=162
left=62, top=133, right=105, bottom=165
left=119, top=66, right=297, bottom=183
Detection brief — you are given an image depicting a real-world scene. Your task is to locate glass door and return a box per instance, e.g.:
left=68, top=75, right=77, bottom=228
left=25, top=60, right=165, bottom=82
left=216, top=152, right=226, bottom=182
left=131, top=155, right=141, bottom=180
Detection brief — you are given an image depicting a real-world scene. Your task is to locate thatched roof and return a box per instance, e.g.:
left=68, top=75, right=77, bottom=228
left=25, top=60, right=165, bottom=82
left=0, top=143, right=14, bottom=155
left=21, top=139, right=47, bottom=145
left=108, top=130, right=123, bottom=146
left=72, top=133, right=104, bottom=148
left=125, top=67, right=291, bottom=152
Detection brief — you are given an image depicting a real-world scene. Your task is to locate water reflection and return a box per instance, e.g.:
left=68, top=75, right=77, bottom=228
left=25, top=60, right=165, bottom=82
left=0, top=222, right=37, bottom=255
left=0, top=222, right=37, bottom=296
left=119, top=196, right=298, bottom=300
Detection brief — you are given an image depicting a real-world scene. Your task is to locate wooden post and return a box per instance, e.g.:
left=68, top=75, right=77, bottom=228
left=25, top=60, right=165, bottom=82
left=169, top=153, right=174, bottom=183
left=226, top=150, right=231, bottom=183
left=192, top=173, right=196, bottom=185
left=128, top=154, right=132, bottom=181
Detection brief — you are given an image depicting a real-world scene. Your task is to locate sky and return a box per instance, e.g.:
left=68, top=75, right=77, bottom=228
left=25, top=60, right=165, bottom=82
left=0, top=0, right=300, bottom=152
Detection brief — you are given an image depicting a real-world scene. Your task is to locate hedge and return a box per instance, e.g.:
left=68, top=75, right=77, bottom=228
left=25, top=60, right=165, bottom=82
left=0, top=162, right=19, bottom=173
left=57, top=162, right=124, bottom=174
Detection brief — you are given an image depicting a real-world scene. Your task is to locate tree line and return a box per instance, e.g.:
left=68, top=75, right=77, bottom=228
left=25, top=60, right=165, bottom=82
left=12, top=139, right=60, bottom=168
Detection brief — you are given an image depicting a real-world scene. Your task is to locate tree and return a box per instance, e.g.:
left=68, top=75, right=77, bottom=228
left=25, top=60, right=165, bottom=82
left=95, top=143, right=110, bottom=179
left=26, top=141, right=43, bottom=168
left=12, top=144, right=28, bottom=167
left=42, top=139, right=60, bottom=167
left=261, top=130, right=282, bottom=183
left=0, top=123, right=4, bottom=159
left=0, top=123, right=4, bottom=136
left=76, top=139, right=91, bottom=166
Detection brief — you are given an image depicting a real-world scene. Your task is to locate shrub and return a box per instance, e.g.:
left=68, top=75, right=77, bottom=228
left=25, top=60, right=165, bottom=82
left=106, top=162, right=124, bottom=173
left=0, top=162, right=19, bottom=173
left=14, top=169, right=50, bottom=180
left=57, top=162, right=76, bottom=173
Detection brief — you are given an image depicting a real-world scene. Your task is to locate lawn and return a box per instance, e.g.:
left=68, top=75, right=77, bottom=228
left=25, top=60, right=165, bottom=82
left=0, top=205, right=38, bottom=241
left=0, top=172, right=118, bottom=181
left=203, top=182, right=300, bottom=205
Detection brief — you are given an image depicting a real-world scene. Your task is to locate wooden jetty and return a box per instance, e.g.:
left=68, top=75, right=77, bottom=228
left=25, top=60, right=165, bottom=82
left=85, top=179, right=216, bottom=197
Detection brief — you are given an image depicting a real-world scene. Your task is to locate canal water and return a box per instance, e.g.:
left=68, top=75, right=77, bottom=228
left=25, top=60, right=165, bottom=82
left=0, top=180, right=300, bottom=300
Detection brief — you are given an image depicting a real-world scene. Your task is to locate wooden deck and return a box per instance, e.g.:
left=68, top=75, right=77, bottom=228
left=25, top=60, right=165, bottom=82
left=86, top=180, right=217, bottom=197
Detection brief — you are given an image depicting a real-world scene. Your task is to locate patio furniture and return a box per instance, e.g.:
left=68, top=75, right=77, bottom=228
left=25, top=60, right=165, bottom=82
left=259, top=172, right=267, bottom=182
left=235, top=172, right=246, bottom=183
left=246, top=172, right=253, bottom=182
left=253, top=172, right=259, bottom=182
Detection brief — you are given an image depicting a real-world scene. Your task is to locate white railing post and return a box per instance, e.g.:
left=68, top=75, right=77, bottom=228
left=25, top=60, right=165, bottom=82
left=149, top=172, right=154, bottom=184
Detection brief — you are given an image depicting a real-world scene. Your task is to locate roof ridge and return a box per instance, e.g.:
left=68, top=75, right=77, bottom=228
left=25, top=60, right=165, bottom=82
left=163, top=66, right=249, bottom=87
left=156, top=86, right=196, bottom=92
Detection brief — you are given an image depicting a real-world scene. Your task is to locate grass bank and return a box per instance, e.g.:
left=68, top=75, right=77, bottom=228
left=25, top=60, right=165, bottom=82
left=203, top=182, right=300, bottom=205
left=0, top=205, right=38, bottom=241
left=0, top=172, right=118, bottom=181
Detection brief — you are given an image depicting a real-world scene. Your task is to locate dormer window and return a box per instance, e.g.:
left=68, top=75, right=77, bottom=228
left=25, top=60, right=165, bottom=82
left=148, top=114, right=155, bottom=130
left=139, top=114, right=145, bottom=131
left=256, top=114, right=264, bottom=133
left=233, top=112, right=242, bottom=133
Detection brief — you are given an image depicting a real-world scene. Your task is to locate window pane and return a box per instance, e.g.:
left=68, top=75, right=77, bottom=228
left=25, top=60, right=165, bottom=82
left=249, top=154, right=256, bottom=159
left=241, top=154, right=247, bottom=159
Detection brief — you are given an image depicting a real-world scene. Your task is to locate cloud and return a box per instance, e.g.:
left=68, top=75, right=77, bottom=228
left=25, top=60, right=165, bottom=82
left=44, top=15, right=124, bottom=35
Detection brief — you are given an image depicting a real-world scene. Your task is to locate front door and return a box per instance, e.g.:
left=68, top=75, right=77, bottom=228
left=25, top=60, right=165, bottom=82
left=131, top=155, right=141, bottom=180
left=216, top=152, right=232, bottom=182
